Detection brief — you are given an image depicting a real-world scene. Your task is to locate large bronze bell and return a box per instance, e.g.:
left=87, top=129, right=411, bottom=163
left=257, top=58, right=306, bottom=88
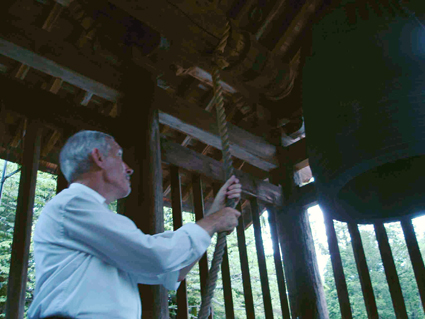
left=302, top=1, right=425, bottom=222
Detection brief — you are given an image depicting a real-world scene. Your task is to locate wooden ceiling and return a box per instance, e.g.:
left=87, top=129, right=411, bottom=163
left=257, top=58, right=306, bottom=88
left=0, top=0, right=336, bottom=211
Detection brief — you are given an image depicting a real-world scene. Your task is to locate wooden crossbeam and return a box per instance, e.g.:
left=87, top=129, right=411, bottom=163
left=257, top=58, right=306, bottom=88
left=157, top=93, right=278, bottom=171
left=161, top=138, right=282, bottom=207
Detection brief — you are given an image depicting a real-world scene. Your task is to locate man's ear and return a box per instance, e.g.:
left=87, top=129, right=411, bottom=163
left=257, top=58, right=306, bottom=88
left=91, top=148, right=106, bottom=169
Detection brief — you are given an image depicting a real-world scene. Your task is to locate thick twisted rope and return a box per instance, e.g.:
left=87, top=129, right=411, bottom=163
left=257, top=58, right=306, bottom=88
left=197, top=20, right=236, bottom=319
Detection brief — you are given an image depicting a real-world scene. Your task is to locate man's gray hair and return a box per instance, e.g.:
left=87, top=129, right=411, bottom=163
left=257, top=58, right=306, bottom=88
left=60, top=130, right=114, bottom=183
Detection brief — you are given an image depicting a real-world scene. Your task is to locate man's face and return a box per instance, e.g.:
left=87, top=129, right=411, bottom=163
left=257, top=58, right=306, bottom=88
left=103, top=140, right=133, bottom=200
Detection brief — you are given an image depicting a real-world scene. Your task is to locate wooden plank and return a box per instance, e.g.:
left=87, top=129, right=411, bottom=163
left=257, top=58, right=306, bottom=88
left=170, top=166, right=189, bottom=319
left=401, top=218, right=425, bottom=312
left=323, top=212, right=353, bottom=319
left=160, top=138, right=282, bottom=207
left=250, top=198, right=274, bottom=319
left=266, top=206, right=291, bottom=319
left=0, top=20, right=121, bottom=102
left=212, top=183, right=235, bottom=319
left=156, top=93, right=278, bottom=171
left=192, top=174, right=212, bottom=319
left=374, top=222, right=408, bottom=319
left=286, top=137, right=307, bottom=165
left=347, top=223, right=379, bottom=319
left=236, top=202, right=256, bottom=319
left=5, top=120, right=42, bottom=319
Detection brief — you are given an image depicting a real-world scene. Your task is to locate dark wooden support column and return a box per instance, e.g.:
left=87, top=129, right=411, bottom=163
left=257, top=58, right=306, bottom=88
left=56, top=170, right=68, bottom=194
left=400, top=218, right=425, bottom=312
left=374, top=222, right=408, bottom=319
left=271, top=148, right=329, bottom=319
left=266, top=206, right=291, bottom=319
left=347, top=223, right=379, bottom=318
left=236, top=202, right=256, bottom=319
left=323, top=212, right=353, bottom=319
left=192, top=174, right=212, bottom=318
left=250, top=198, right=274, bottom=319
left=6, top=120, right=42, bottom=319
left=117, top=67, right=168, bottom=319
left=212, top=183, right=235, bottom=319
left=170, top=165, right=189, bottom=319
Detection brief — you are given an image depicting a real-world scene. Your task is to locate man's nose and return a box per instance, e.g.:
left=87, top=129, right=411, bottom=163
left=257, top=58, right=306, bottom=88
left=125, top=163, right=134, bottom=175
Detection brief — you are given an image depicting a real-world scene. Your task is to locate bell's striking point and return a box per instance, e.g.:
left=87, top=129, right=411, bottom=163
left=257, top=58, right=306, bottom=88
left=303, top=1, right=425, bottom=223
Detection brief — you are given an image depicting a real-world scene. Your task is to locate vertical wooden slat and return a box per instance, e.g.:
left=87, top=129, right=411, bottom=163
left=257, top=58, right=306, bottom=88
left=266, top=206, right=291, bottom=319
left=170, top=166, right=189, bottom=319
left=374, top=222, right=408, bottom=319
left=323, top=212, right=353, bottom=319
left=192, top=174, right=212, bottom=318
left=250, top=198, right=274, bottom=319
left=401, top=218, right=425, bottom=312
left=236, top=202, right=256, bottom=319
left=6, top=120, right=42, bottom=319
left=347, top=223, right=379, bottom=318
left=212, top=183, right=235, bottom=319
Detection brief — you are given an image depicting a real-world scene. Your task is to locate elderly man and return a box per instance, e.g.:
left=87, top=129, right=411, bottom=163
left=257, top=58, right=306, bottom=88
left=28, top=130, right=241, bottom=319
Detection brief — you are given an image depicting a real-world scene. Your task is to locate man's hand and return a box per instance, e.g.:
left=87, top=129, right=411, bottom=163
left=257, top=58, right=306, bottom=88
left=196, top=207, right=241, bottom=237
left=207, top=175, right=242, bottom=215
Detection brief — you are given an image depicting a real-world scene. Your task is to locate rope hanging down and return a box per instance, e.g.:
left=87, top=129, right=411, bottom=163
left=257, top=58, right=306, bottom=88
left=198, top=20, right=237, bottom=319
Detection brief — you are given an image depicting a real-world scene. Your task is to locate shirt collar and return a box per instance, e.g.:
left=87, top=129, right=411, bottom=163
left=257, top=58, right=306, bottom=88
left=69, top=183, right=107, bottom=205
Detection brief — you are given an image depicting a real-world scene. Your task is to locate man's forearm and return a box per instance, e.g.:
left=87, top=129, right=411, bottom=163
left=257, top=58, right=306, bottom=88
left=178, top=259, right=201, bottom=281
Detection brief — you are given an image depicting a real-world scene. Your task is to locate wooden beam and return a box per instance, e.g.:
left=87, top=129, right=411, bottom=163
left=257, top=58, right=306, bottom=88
left=160, top=138, right=282, bottom=207
left=250, top=198, right=274, bottom=319
left=0, top=75, right=115, bottom=133
left=157, top=93, right=278, bottom=171
left=0, top=20, right=121, bottom=102
left=170, top=166, right=189, bottom=319
left=6, top=120, right=42, bottom=319
left=323, top=212, right=353, bottom=319
left=374, top=222, right=408, bottom=319
left=272, top=0, right=323, bottom=58
left=400, top=218, right=425, bottom=312
left=236, top=202, right=256, bottom=319
left=347, top=223, right=379, bottom=318
left=266, top=206, right=291, bottom=319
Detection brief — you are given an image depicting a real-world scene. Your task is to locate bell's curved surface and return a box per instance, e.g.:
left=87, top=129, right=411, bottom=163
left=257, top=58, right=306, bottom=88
left=303, top=2, right=425, bottom=222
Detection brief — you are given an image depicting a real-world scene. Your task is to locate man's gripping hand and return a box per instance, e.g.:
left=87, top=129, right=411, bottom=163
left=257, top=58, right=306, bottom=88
left=196, top=207, right=241, bottom=237
left=207, top=175, right=242, bottom=215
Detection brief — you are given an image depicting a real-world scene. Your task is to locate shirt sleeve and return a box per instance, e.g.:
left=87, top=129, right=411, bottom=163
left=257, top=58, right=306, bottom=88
left=61, top=195, right=211, bottom=287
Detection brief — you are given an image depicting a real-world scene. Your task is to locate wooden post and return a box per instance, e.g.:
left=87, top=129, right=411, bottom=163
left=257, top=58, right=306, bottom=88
left=347, top=223, right=379, bottom=318
left=117, top=67, right=168, bottom=319
left=250, top=198, right=274, bottom=319
left=374, top=222, right=408, bottom=319
left=400, top=218, right=425, bottom=312
left=6, top=120, right=42, bottom=319
left=192, top=174, right=212, bottom=318
left=212, top=183, right=235, bottom=319
left=56, top=170, right=68, bottom=194
left=170, top=165, right=189, bottom=319
left=323, top=212, right=353, bottom=319
left=236, top=202, right=256, bottom=319
left=266, top=206, right=291, bottom=319
left=271, top=149, right=329, bottom=319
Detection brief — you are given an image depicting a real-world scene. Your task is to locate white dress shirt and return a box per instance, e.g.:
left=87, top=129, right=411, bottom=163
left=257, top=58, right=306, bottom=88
left=28, top=183, right=211, bottom=319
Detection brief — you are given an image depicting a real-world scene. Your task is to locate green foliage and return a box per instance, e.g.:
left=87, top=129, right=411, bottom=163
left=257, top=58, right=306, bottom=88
left=0, top=160, right=57, bottom=317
